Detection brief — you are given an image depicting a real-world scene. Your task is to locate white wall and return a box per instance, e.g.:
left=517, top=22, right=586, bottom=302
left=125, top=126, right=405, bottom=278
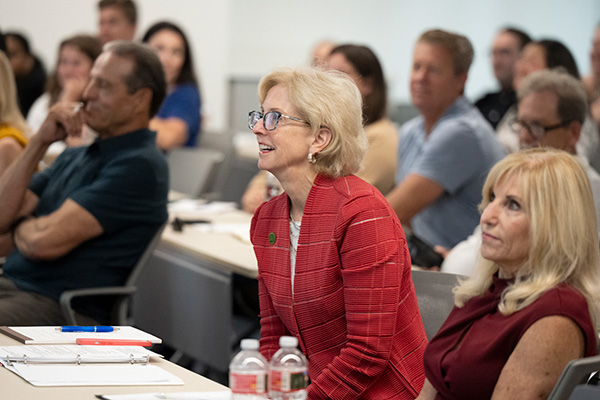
left=1, top=0, right=599, bottom=131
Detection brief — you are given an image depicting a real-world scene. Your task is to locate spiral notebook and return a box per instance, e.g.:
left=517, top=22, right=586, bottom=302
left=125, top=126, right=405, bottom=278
left=0, top=345, right=183, bottom=386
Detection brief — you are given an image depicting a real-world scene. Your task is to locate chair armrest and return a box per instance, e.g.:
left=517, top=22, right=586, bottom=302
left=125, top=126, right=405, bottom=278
left=59, top=286, right=137, bottom=325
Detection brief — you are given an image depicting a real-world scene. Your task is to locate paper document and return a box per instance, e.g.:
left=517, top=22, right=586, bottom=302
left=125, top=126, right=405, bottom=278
left=0, top=325, right=162, bottom=345
left=0, top=345, right=183, bottom=386
left=189, top=222, right=251, bottom=244
left=97, top=391, right=231, bottom=400
left=10, top=364, right=182, bottom=386
left=168, top=200, right=237, bottom=215
left=0, top=344, right=156, bottom=363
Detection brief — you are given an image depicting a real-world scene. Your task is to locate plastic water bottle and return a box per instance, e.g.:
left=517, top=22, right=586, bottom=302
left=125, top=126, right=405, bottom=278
left=268, top=336, right=309, bottom=400
left=229, top=338, right=268, bottom=400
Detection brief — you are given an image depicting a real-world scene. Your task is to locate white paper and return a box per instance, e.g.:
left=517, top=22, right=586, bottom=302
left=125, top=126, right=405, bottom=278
left=0, top=345, right=181, bottom=386
left=98, top=391, right=231, bottom=400
left=5, top=326, right=162, bottom=344
left=0, top=344, right=159, bottom=363
left=168, top=200, right=236, bottom=214
left=189, top=222, right=251, bottom=244
left=9, top=364, right=183, bottom=386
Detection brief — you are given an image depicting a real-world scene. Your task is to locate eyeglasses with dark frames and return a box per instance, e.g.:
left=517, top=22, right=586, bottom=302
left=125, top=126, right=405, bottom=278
left=510, top=119, right=573, bottom=139
left=248, top=110, right=309, bottom=131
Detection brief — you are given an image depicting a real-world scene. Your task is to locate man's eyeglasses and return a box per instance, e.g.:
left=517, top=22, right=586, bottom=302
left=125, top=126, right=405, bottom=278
left=248, top=110, right=309, bottom=131
left=510, top=119, right=573, bottom=139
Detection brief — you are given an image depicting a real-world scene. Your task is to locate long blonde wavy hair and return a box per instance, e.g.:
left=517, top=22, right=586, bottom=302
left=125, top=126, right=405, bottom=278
left=454, top=148, right=600, bottom=328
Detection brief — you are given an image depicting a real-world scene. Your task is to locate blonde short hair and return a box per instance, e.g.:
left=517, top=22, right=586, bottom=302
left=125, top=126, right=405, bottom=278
left=454, top=148, right=600, bottom=327
left=258, top=67, right=368, bottom=178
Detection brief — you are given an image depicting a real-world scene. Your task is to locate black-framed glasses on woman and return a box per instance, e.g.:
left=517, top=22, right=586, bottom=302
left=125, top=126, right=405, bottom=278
left=248, top=110, right=309, bottom=131
left=510, top=119, right=573, bottom=140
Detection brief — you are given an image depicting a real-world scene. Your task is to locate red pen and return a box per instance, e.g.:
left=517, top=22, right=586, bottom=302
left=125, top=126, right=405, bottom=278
left=76, top=338, right=153, bottom=347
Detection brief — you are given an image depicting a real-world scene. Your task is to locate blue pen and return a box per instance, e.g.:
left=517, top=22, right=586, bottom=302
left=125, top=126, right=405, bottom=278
left=59, top=326, right=115, bottom=332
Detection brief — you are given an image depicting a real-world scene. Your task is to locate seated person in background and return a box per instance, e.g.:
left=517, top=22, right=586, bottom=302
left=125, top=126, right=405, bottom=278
left=475, top=27, right=531, bottom=129
left=27, top=34, right=102, bottom=150
left=496, top=39, right=600, bottom=166
left=142, top=21, right=202, bottom=151
left=250, top=67, right=427, bottom=399
left=417, top=148, right=600, bottom=399
left=0, top=49, right=31, bottom=257
left=442, top=69, right=600, bottom=277
left=0, top=41, right=168, bottom=325
left=97, top=0, right=137, bottom=45
left=242, top=43, right=398, bottom=213
left=4, top=31, right=47, bottom=116
left=327, top=44, right=398, bottom=195
left=310, top=39, right=335, bottom=67
left=583, top=23, right=600, bottom=124
left=0, top=50, right=30, bottom=174
left=0, top=28, right=5, bottom=52
left=386, top=29, right=505, bottom=250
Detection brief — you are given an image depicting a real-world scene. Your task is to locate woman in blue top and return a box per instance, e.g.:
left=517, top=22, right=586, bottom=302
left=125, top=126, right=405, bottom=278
left=143, top=21, right=202, bottom=150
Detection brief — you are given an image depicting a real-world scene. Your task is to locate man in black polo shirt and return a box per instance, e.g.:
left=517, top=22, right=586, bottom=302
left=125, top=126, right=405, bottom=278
left=475, top=27, right=531, bottom=129
left=0, top=41, right=168, bottom=325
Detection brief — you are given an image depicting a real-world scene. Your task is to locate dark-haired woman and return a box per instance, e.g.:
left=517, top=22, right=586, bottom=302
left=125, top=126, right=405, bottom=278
left=143, top=21, right=201, bottom=150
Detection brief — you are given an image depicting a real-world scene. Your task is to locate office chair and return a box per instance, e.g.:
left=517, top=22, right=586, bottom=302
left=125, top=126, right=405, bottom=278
left=568, top=384, right=600, bottom=400
left=548, top=355, right=600, bottom=400
left=411, top=269, right=465, bottom=340
left=168, top=147, right=225, bottom=198
left=196, top=129, right=237, bottom=201
left=59, top=223, right=167, bottom=326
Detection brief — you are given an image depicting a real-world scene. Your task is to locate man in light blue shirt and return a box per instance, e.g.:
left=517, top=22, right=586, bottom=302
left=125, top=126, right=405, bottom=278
left=387, top=29, right=505, bottom=250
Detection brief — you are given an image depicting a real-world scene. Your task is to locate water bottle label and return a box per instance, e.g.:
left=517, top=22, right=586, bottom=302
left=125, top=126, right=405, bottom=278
left=230, top=372, right=267, bottom=394
left=270, top=370, right=308, bottom=392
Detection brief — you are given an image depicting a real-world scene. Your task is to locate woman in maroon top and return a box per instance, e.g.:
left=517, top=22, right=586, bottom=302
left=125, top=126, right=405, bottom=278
left=417, top=148, right=600, bottom=400
left=249, top=67, right=427, bottom=399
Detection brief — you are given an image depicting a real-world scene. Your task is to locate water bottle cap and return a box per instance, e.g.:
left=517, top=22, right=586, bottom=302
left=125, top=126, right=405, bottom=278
left=240, top=338, right=259, bottom=350
left=279, top=336, right=298, bottom=348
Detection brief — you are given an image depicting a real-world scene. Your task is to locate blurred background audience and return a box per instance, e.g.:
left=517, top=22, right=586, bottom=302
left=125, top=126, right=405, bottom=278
left=4, top=32, right=46, bottom=116
left=387, top=29, right=505, bottom=250
left=496, top=38, right=600, bottom=169
left=0, top=50, right=29, bottom=174
left=142, top=21, right=202, bottom=151
left=583, top=23, right=600, bottom=125
left=27, top=34, right=101, bottom=134
left=475, top=27, right=531, bottom=129
left=97, top=0, right=137, bottom=45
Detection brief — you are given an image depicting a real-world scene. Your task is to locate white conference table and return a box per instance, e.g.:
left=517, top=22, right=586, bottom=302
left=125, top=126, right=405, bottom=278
left=161, top=206, right=257, bottom=278
left=0, top=334, right=229, bottom=399
left=132, top=204, right=258, bottom=373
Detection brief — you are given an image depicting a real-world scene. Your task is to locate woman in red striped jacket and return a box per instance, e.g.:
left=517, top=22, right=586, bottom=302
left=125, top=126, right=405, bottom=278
left=249, top=66, right=427, bottom=399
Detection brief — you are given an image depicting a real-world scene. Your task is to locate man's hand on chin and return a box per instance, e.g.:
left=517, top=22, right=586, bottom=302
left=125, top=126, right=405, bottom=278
left=35, top=102, right=85, bottom=146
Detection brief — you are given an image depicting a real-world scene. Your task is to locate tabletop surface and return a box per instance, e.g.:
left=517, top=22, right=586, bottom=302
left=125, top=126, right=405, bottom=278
left=164, top=206, right=258, bottom=278
left=0, top=333, right=229, bottom=399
